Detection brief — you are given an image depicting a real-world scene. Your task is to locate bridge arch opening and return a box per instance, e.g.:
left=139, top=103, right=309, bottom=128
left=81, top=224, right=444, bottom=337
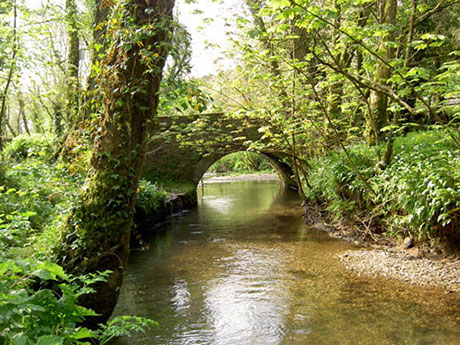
left=205, top=152, right=274, bottom=176
left=194, top=151, right=297, bottom=190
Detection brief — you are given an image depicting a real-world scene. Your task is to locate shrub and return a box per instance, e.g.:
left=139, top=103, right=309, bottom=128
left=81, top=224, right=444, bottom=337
left=305, top=130, right=460, bottom=240
left=0, top=260, right=157, bottom=345
left=136, top=179, right=167, bottom=215
left=0, top=159, right=83, bottom=260
left=0, top=259, right=106, bottom=345
left=371, top=131, right=460, bottom=238
left=3, top=134, right=56, bottom=161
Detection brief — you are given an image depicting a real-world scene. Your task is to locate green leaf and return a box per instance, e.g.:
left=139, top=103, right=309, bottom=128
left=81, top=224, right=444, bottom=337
left=36, top=335, right=64, bottom=345
left=32, top=262, right=66, bottom=281
left=72, top=328, right=96, bottom=340
left=94, top=43, right=103, bottom=52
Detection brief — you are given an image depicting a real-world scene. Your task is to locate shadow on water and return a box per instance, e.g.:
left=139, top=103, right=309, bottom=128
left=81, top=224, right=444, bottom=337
left=111, top=180, right=460, bottom=345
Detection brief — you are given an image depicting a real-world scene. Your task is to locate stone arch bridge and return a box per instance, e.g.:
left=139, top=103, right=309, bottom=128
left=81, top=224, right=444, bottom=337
left=142, top=113, right=297, bottom=201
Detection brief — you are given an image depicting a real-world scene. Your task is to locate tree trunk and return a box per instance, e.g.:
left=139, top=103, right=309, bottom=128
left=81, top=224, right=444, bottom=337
left=17, top=91, right=30, bottom=135
left=53, top=102, right=63, bottom=136
left=58, top=0, right=175, bottom=327
left=88, top=0, right=111, bottom=91
left=6, top=105, right=17, bottom=137
left=366, top=0, right=397, bottom=145
left=0, top=0, right=18, bottom=151
left=65, top=0, right=80, bottom=130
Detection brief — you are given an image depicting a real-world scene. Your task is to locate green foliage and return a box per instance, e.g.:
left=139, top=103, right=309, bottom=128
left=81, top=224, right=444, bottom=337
left=0, top=259, right=104, bottom=345
left=306, top=130, right=460, bottom=239
left=208, top=152, right=273, bottom=174
left=136, top=179, right=167, bottom=215
left=0, top=259, right=157, bottom=345
left=3, top=134, right=57, bottom=161
left=372, top=131, right=460, bottom=237
left=306, top=143, right=376, bottom=220
left=0, top=158, right=82, bottom=260
left=97, top=316, right=158, bottom=345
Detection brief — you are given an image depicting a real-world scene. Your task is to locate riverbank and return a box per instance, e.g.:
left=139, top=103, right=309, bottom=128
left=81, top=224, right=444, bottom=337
left=302, top=130, right=459, bottom=292
left=202, top=172, right=278, bottom=183
left=309, top=221, right=460, bottom=292
left=304, top=130, right=460, bottom=248
left=338, top=247, right=460, bottom=292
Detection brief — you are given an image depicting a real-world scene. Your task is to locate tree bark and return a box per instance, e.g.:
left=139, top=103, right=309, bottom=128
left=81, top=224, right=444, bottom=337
left=65, top=0, right=80, bottom=129
left=18, top=92, right=30, bottom=135
left=58, top=0, right=175, bottom=327
left=90, top=0, right=111, bottom=84
left=0, top=0, right=18, bottom=150
left=366, top=0, right=397, bottom=145
left=6, top=105, right=17, bottom=137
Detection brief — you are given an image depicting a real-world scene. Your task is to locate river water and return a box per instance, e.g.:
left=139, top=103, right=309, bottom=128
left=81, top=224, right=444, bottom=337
left=111, top=180, right=460, bottom=345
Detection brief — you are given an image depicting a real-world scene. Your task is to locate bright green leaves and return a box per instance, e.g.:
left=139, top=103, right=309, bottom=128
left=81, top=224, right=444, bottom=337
left=97, top=316, right=159, bottom=345
left=158, top=78, right=215, bottom=116
left=270, top=0, right=291, bottom=10
left=404, top=66, right=431, bottom=80
left=0, top=260, right=97, bottom=345
left=306, top=130, right=460, bottom=238
left=0, top=259, right=158, bottom=345
left=136, top=179, right=167, bottom=214
left=411, top=33, right=447, bottom=51
left=31, top=261, right=66, bottom=281
left=36, top=335, right=66, bottom=345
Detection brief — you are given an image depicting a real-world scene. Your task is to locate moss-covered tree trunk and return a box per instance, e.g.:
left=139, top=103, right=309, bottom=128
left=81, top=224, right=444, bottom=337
left=65, top=0, right=80, bottom=128
left=86, top=0, right=111, bottom=97
left=58, top=0, right=175, bottom=326
left=366, top=0, right=397, bottom=145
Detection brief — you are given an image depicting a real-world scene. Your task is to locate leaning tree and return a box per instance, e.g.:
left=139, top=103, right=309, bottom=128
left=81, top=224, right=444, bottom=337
left=58, top=0, right=175, bottom=325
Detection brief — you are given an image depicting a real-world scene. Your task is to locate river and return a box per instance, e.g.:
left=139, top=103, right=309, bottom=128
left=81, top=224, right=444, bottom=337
left=111, top=180, right=460, bottom=344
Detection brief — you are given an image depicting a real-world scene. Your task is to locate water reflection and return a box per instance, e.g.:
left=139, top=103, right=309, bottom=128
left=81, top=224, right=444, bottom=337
left=205, top=247, right=287, bottom=345
left=111, top=180, right=460, bottom=345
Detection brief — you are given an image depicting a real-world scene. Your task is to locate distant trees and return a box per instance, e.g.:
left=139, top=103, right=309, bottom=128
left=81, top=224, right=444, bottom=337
left=205, top=0, right=459, bottom=200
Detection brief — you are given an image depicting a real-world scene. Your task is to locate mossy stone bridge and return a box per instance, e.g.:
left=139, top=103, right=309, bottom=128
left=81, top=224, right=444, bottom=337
left=142, top=113, right=297, bottom=200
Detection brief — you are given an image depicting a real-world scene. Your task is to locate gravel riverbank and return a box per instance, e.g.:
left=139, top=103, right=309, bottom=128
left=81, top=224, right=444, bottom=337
left=308, top=218, right=460, bottom=292
left=202, top=173, right=278, bottom=183
left=338, top=248, right=460, bottom=292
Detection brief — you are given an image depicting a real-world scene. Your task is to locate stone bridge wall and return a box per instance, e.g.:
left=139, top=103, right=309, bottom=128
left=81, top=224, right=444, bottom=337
left=142, top=114, right=297, bottom=199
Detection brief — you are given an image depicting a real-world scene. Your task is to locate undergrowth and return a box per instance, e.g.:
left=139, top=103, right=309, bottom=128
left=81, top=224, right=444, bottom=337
left=306, top=130, right=460, bottom=242
left=0, top=135, right=167, bottom=344
left=136, top=180, right=168, bottom=215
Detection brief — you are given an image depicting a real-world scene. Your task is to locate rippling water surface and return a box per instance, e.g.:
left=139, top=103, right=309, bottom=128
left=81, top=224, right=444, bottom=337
left=111, top=180, right=460, bottom=345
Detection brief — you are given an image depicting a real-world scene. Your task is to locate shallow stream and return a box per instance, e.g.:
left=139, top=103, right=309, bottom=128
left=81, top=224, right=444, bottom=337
left=111, top=180, right=460, bottom=344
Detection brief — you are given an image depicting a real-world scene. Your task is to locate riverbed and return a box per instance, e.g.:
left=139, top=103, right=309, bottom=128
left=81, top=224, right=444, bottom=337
left=111, top=180, right=460, bottom=344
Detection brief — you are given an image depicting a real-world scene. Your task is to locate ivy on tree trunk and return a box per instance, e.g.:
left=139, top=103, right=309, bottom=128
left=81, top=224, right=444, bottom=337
left=58, top=0, right=175, bottom=327
left=65, top=0, right=80, bottom=128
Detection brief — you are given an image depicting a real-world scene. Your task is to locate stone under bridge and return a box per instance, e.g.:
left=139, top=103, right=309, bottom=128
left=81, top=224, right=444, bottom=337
left=142, top=113, right=297, bottom=200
